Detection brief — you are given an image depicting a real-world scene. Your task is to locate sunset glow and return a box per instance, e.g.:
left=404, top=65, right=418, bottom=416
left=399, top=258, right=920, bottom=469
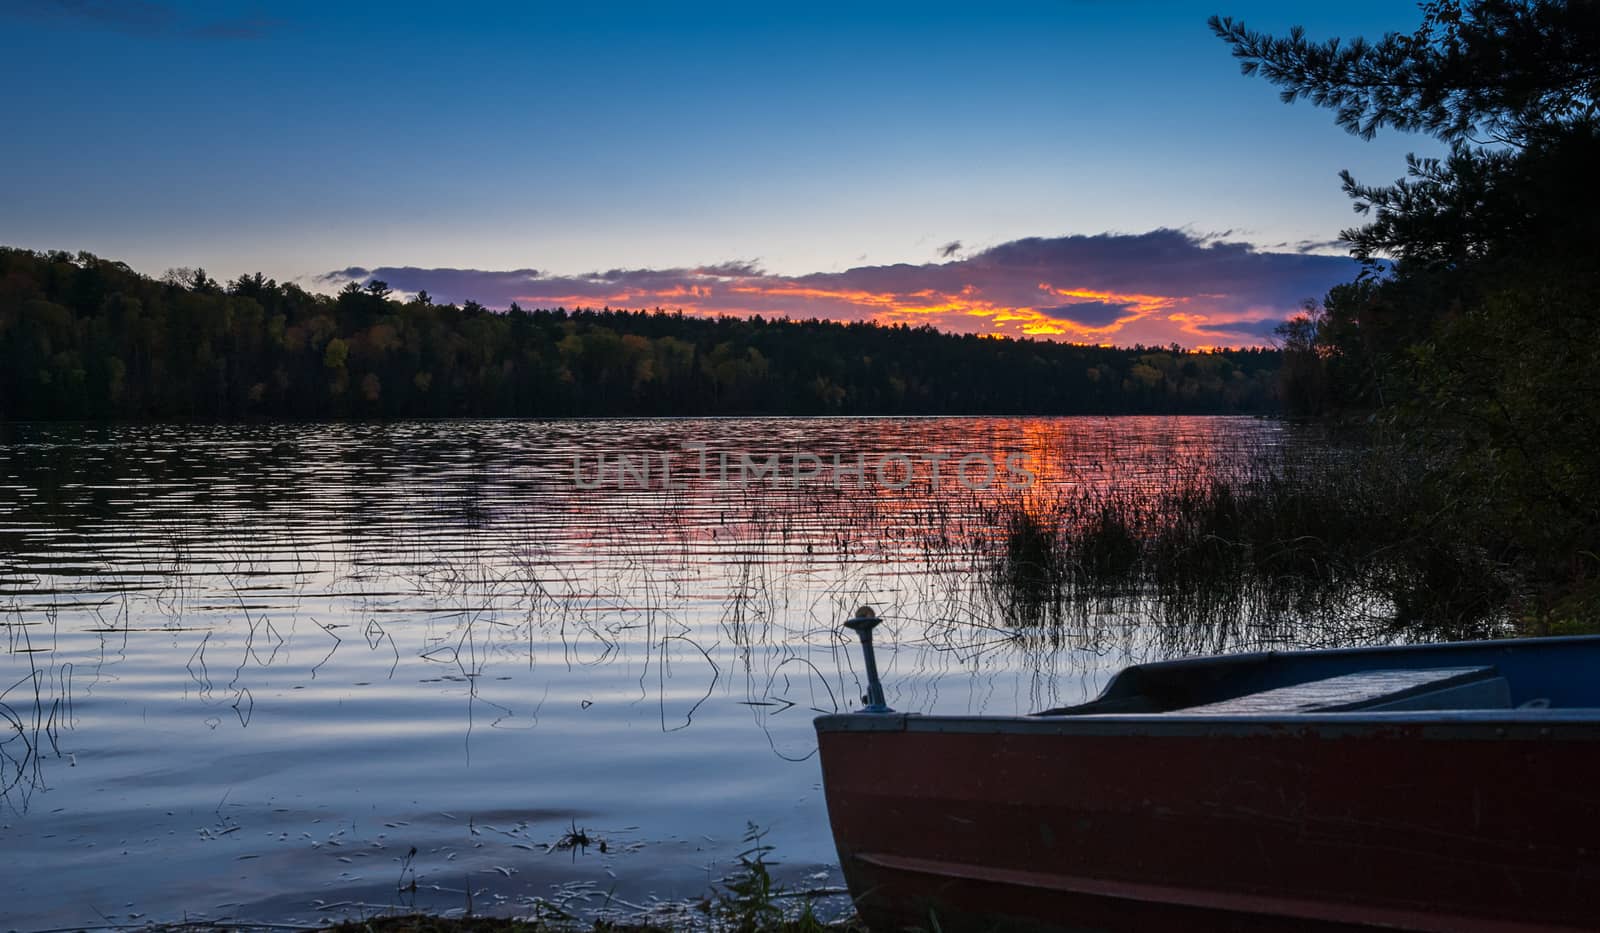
left=2, top=1, right=1429, bottom=351
left=324, top=229, right=1359, bottom=347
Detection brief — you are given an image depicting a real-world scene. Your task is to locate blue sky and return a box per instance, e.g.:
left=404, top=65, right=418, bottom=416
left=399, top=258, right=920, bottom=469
left=1, top=1, right=1440, bottom=344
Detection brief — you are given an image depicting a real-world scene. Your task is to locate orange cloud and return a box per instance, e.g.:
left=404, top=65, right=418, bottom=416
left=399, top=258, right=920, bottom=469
left=327, top=229, right=1361, bottom=348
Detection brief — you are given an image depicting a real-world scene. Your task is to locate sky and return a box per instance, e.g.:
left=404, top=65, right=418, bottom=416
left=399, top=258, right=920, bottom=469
left=0, top=0, right=1441, bottom=346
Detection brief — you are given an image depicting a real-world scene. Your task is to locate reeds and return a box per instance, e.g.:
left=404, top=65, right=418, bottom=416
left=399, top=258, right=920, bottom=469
left=981, top=442, right=1520, bottom=642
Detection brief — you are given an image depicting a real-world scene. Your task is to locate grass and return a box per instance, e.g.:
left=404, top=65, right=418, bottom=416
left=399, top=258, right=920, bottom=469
left=101, top=825, right=859, bottom=933
left=322, top=911, right=855, bottom=933
left=980, top=442, right=1524, bottom=642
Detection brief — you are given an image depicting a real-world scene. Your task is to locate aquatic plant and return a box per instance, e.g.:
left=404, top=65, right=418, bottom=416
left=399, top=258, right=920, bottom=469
left=980, top=440, right=1522, bottom=642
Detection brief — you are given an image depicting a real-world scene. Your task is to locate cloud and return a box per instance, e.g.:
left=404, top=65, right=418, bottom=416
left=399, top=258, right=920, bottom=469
left=693, top=260, right=765, bottom=277
left=1184, top=318, right=1289, bottom=341
left=320, top=266, right=370, bottom=281
left=9, top=0, right=279, bottom=38
left=1035, top=301, right=1135, bottom=328
left=937, top=240, right=963, bottom=258
left=317, top=265, right=543, bottom=298
left=322, top=228, right=1360, bottom=347
left=1259, top=237, right=1349, bottom=255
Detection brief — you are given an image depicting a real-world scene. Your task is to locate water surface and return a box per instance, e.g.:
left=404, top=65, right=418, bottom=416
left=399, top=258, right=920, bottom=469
left=1, top=417, right=1357, bottom=928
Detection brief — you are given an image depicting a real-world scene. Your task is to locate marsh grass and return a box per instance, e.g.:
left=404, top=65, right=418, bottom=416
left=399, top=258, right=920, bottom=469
left=319, top=913, right=851, bottom=933
left=980, top=442, right=1521, bottom=642
left=296, top=824, right=850, bottom=933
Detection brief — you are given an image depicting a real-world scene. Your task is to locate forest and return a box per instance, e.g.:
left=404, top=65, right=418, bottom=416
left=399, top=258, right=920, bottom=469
left=0, top=247, right=1281, bottom=420
left=1221, top=0, right=1600, bottom=627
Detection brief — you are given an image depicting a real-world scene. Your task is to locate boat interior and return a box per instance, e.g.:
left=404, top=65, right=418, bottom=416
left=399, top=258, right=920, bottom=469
left=1035, top=634, right=1600, bottom=716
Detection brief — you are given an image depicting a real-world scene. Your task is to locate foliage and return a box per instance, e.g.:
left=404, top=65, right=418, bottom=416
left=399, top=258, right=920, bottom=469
left=1210, top=1, right=1600, bottom=144
left=1214, top=0, right=1600, bottom=621
left=324, top=919, right=627, bottom=933
left=0, top=247, right=1282, bottom=420
left=707, top=823, right=836, bottom=933
left=309, top=825, right=849, bottom=933
left=316, top=911, right=842, bottom=933
left=1271, top=301, right=1331, bottom=417
left=717, top=823, right=786, bottom=933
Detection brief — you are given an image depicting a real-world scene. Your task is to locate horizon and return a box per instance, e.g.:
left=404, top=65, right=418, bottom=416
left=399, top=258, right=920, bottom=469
left=4, top=3, right=1598, bottom=928
left=1, top=0, right=1435, bottom=347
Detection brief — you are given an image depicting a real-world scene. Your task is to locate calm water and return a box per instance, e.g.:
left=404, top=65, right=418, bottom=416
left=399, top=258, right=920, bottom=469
left=0, top=417, right=1360, bottom=929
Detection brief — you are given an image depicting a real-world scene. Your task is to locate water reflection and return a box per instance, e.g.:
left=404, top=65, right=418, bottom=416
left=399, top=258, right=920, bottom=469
left=0, top=417, right=1375, bottom=927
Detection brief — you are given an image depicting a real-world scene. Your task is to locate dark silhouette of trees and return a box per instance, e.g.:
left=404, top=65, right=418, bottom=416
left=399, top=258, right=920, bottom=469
left=1216, top=0, right=1600, bottom=626
left=1211, top=1, right=1600, bottom=144
left=0, top=247, right=1282, bottom=421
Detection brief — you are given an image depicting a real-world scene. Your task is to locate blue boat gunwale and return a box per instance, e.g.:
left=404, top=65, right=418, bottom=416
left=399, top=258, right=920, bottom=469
left=815, top=633, right=1600, bottom=735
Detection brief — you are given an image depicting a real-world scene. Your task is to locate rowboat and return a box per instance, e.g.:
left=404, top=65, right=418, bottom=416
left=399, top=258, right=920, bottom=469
left=814, top=609, right=1600, bottom=932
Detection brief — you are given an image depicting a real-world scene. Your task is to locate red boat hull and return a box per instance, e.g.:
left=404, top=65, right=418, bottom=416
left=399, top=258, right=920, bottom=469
left=816, top=714, right=1600, bottom=932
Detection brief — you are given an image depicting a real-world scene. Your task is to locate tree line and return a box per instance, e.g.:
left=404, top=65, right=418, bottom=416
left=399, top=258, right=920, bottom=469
left=1219, top=0, right=1600, bottom=627
left=0, top=247, right=1282, bottom=420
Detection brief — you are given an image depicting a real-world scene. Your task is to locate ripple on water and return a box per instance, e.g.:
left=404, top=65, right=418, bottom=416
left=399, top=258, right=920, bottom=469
left=1, top=416, right=1334, bottom=927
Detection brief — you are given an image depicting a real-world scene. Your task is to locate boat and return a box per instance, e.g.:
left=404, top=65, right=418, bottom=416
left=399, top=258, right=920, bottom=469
left=814, top=608, right=1600, bottom=932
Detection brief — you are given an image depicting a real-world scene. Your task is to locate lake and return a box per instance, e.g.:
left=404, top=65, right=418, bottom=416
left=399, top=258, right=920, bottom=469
left=0, top=416, right=1365, bottom=928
